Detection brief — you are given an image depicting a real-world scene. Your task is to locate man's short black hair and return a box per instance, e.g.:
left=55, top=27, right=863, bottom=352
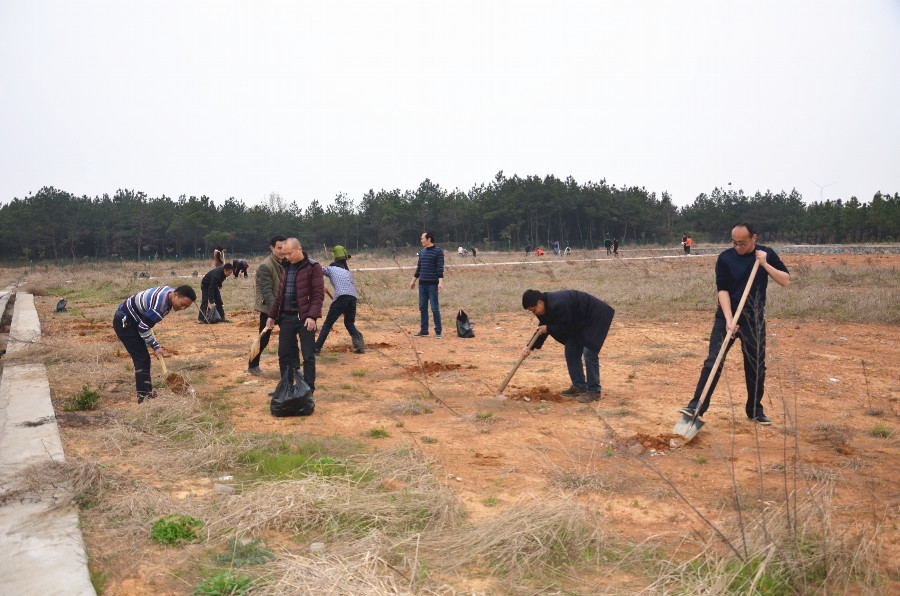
left=733, top=222, right=757, bottom=236
left=423, top=231, right=435, bottom=243
left=223, top=263, right=234, bottom=271
left=270, top=235, right=286, bottom=247
left=174, top=285, right=197, bottom=301
left=522, top=289, right=545, bottom=309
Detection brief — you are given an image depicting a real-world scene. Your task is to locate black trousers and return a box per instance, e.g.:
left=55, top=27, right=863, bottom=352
left=314, top=295, right=361, bottom=352
left=688, top=313, right=767, bottom=419
left=113, top=312, right=153, bottom=402
left=278, top=312, right=316, bottom=391
left=248, top=311, right=274, bottom=369
left=198, top=284, right=224, bottom=320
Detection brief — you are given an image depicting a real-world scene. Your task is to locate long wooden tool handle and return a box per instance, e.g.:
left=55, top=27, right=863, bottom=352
left=498, top=328, right=543, bottom=394
left=150, top=330, right=168, bottom=375
left=693, top=259, right=761, bottom=417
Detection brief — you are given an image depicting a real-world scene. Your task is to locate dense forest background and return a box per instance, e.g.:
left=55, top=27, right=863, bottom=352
left=1, top=172, right=898, bottom=261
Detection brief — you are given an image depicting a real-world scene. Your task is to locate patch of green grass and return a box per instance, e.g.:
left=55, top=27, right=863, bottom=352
left=351, top=369, right=367, bottom=377
left=239, top=438, right=355, bottom=480
left=475, top=411, right=495, bottom=421
left=150, top=514, right=204, bottom=545
left=483, top=496, right=499, bottom=507
left=466, top=364, right=478, bottom=369
left=421, top=436, right=438, bottom=444
left=193, top=571, right=252, bottom=596
left=869, top=424, right=892, bottom=438
left=89, top=568, right=107, bottom=595
left=602, top=446, right=615, bottom=458
left=369, top=426, right=390, bottom=439
left=694, top=456, right=708, bottom=464
left=64, top=385, right=100, bottom=411
left=213, top=539, right=274, bottom=568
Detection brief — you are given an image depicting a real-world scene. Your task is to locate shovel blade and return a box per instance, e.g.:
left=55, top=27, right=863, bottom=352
left=673, top=414, right=705, bottom=441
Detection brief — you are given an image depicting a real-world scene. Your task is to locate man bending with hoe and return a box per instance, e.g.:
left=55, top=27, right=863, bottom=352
left=521, top=289, right=615, bottom=403
left=679, top=222, right=790, bottom=425
left=114, top=285, right=196, bottom=404
left=266, top=238, right=324, bottom=394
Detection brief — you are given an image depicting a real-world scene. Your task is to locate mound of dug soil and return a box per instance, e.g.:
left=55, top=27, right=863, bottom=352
left=621, top=433, right=682, bottom=453
left=404, top=361, right=462, bottom=374
left=510, top=386, right=569, bottom=403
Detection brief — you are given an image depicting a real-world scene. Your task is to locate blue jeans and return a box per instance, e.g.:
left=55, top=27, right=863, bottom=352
left=564, top=339, right=600, bottom=393
left=418, top=282, right=441, bottom=335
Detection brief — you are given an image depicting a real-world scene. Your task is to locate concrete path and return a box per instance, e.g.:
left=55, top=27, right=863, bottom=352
left=0, top=292, right=95, bottom=595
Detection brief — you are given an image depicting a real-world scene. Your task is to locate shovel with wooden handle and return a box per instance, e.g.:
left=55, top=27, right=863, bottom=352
left=248, top=329, right=269, bottom=367
left=497, top=328, right=543, bottom=397
left=150, top=330, right=190, bottom=395
left=673, top=259, right=761, bottom=441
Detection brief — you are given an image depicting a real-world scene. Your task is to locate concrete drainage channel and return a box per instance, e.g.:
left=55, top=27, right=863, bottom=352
left=0, top=287, right=95, bottom=594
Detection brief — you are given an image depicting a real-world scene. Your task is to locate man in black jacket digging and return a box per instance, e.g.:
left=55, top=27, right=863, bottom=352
left=198, top=262, right=233, bottom=323
left=521, top=289, right=615, bottom=403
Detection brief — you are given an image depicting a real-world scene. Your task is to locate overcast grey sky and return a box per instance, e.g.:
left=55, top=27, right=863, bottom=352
left=1, top=1, right=898, bottom=209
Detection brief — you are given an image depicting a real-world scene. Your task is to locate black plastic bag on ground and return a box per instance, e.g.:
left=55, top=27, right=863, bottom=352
left=270, top=366, right=315, bottom=417
left=456, top=309, right=475, bottom=338
left=204, top=307, right=223, bottom=324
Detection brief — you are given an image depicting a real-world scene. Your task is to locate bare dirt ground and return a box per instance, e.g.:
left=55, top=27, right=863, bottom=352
left=13, top=252, right=900, bottom=593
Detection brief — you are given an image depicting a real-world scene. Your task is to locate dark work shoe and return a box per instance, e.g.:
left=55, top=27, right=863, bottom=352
left=560, top=386, right=585, bottom=396
left=435, top=333, right=443, bottom=339
left=680, top=406, right=697, bottom=417
left=247, top=366, right=263, bottom=376
left=577, top=391, right=601, bottom=404
left=751, top=414, right=772, bottom=425
left=413, top=331, right=429, bottom=337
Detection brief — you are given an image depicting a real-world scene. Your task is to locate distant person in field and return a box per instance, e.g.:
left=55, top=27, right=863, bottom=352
left=564, top=245, right=571, bottom=256
left=535, top=247, right=545, bottom=256
left=409, top=231, right=445, bottom=338
left=315, top=245, right=365, bottom=355
left=683, top=235, right=692, bottom=255
left=249, top=235, right=286, bottom=376
left=471, top=247, right=477, bottom=258
left=232, top=259, right=250, bottom=278
left=679, top=223, right=790, bottom=426
left=114, top=285, right=196, bottom=404
left=213, top=246, right=226, bottom=267
left=198, top=262, right=233, bottom=323
left=521, top=289, right=615, bottom=403
left=613, top=238, right=619, bottom=255
left=604, top=238, right=612, bottom=255
left=525, top=244, right=532, bottom=257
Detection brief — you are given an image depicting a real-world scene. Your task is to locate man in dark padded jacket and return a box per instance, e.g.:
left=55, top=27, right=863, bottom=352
left=266, top=238, right=325, bottom=393
left=198, top=262, right=233, bottom=323
left=521, top=289, right=615, bottom=403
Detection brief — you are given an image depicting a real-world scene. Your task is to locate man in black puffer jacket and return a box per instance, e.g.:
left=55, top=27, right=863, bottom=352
left=198, top=262, right=233, bottom=323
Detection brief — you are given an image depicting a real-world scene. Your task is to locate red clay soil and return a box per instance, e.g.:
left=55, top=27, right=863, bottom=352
left=509, top=385, right=569, bottom=402
left=404, top=361, right=462, bottom=374
left=621, top=432, right=683, bottom=453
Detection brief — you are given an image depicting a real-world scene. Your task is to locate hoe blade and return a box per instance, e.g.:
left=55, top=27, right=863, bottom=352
left=673, top=414, right=705, bottom=441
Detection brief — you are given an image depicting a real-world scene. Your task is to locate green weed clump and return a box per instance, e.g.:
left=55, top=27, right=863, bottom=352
left=65, top=385, right=100, bottom=411
left=369, top=426, right=390, bottom=439
left=239, top=438, right=356, bottom=480
left=213, top=538, right=274, bottom=568
left=193, top=571, right=252, bottom=595
left=150, top=514, right=204, bottom=545
left=868, top=424, right=892, bottom=438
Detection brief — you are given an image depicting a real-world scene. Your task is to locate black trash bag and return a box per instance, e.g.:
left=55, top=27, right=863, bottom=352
left=55, top=299, right=68, bottom=312
left=456, top=309, right=475, bottom=338
left=270, top=366, right=315, bottom=417
left=204, top=307, right=223, bottom=324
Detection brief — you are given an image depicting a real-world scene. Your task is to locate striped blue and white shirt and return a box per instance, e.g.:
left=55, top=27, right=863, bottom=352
left=323, top=266, right=358, bottom=299
left=117, top=286, right=172, bottom=350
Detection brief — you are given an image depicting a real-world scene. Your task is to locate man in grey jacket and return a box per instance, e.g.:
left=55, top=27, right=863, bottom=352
left=249, top=235, right=286, bottom=375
